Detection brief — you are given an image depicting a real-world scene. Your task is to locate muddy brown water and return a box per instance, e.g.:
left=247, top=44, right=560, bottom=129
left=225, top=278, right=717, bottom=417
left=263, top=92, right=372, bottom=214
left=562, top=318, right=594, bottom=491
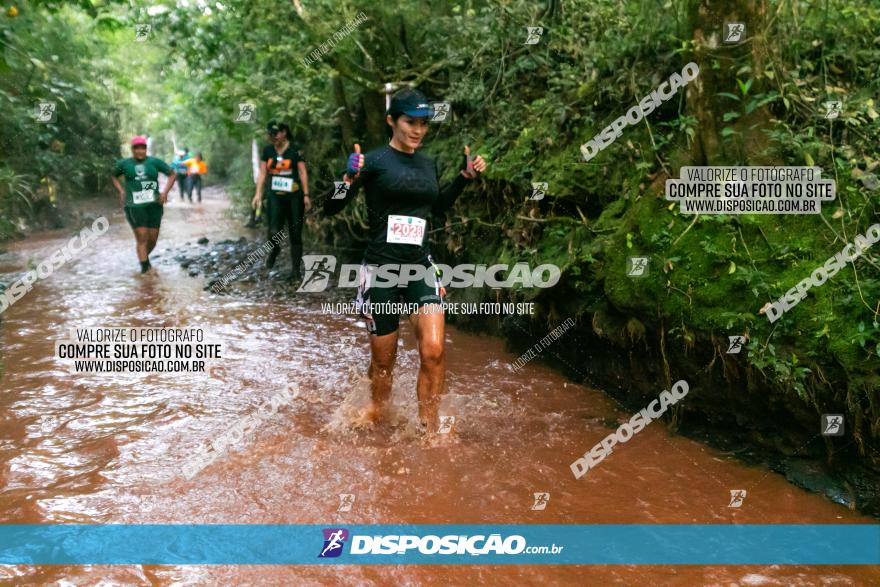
left=0, top=187, right=877, bottom=585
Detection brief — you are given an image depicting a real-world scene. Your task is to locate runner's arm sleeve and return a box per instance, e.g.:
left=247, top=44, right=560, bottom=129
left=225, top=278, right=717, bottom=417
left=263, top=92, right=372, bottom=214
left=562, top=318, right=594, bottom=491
left=432, top=160, right=471, bottom=215
left=322, top=175, right=363, bottom=216
left=323, top=150, right=373, bottom=216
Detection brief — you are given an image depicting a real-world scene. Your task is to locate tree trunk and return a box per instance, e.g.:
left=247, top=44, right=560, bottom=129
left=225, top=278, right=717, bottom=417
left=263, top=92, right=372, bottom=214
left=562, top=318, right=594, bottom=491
left=332, top=74, right=355, bottom=152
left=362, top=90, right=388, bottom=147
left=687, top=0, right=773, bottom=165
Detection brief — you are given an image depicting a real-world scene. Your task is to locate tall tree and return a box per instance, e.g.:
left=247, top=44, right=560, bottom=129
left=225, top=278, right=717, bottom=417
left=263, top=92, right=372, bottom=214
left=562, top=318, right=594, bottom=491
left=687, top=0, right=772, bottom=164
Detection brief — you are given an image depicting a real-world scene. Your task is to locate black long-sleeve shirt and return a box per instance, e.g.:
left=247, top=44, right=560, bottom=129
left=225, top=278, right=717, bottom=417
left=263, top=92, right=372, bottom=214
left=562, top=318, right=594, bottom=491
left=323, top=144, right=471, bottom=265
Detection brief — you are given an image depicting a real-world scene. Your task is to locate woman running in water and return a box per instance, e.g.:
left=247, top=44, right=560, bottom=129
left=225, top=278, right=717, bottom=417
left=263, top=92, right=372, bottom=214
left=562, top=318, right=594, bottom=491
left=111, top=136, right=177, bottom=273
left=323, top=88, right=486, bottom=437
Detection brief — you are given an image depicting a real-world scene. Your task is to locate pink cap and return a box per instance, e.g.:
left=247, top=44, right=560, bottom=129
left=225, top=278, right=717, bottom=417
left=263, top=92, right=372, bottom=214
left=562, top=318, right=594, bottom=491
left=131, top=135, right=148, bottom=146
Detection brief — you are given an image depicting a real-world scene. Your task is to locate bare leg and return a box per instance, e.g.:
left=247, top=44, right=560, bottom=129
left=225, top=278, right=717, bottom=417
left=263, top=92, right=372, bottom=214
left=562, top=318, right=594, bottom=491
left=145, top=228, right=160, bottom=256
left=410, top=304, right=446, bottom=433
left=366, top=330, right=399, bottom=423
left=133, top=227, right=150, bottom=262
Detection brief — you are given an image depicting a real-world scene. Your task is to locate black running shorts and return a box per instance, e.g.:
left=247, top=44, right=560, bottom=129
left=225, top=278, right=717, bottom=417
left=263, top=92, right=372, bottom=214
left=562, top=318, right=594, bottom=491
left=356, top=258, right=444, bottom=336
left=125, top=204, right=164, bottom=229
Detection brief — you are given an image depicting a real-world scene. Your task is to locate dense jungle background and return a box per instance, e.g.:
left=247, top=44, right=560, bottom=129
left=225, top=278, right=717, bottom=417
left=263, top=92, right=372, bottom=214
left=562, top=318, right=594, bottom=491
left=1, top=0, right=879, bottom=512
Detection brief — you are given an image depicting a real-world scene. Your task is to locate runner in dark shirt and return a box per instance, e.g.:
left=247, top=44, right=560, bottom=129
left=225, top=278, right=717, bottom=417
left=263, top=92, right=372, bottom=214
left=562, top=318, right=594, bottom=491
left=251, top=121, right=311, bottom=279
left=323, top=88, right=486, bottom=438
left=323, top=143, right=470, bottom=265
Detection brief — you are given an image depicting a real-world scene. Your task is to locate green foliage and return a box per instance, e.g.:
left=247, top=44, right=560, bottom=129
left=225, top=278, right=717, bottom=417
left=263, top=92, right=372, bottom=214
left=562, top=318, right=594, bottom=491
left=0, top=2, right=122, bottom=238
left=749, top=344, right=814, bottom=404
left=0, top=166, right=33, bottom=238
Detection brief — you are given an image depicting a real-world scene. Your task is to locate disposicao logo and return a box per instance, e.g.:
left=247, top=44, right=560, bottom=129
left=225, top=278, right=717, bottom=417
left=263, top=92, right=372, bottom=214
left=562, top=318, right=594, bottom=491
left=316, top=530, right=558, bottom=557
left=318, top=528, right=349, bottom=558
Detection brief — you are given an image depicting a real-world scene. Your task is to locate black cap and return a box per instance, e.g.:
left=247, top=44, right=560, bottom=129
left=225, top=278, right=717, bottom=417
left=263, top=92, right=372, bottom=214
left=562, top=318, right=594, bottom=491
left=387, top=88, right=433, bottom=117
left=267, top=120, right=290, bottom=135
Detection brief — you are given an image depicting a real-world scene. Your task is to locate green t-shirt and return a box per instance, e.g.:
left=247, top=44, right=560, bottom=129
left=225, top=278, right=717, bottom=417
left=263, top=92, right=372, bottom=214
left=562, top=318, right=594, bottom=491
left=113, top=156, right=172, bottom=207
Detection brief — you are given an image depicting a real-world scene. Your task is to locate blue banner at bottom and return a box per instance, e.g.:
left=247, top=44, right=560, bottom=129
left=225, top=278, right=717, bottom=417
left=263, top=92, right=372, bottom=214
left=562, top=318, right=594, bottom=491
left=0, top=524, right=877, bottom=565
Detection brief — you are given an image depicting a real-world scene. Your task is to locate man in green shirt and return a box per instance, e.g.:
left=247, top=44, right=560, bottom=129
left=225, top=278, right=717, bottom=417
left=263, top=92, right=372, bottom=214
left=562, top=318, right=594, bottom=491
left=111, top=135, right=177, bottom=273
